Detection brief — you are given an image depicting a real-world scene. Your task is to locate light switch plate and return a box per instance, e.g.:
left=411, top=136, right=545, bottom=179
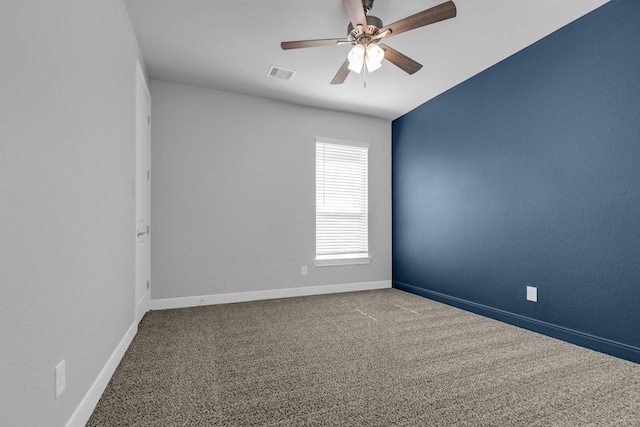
left=526, top=286, right=538, bottom=302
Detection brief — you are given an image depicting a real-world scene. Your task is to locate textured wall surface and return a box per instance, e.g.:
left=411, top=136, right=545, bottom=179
left=392, top=0, right=640, bottom=360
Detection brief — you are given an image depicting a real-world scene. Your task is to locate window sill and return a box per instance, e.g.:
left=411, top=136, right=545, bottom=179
left=314, top=255, right=372, bottom=267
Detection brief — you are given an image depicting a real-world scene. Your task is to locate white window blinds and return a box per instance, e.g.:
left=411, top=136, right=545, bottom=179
left=316, top=139, right=369, bottom=258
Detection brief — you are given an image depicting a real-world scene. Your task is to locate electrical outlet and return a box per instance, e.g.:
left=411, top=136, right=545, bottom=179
left=54, top=360, right=66, bottom=399
left=301, top=266, right=308, bottom=276
left=526, top=286, right=538, bottom=302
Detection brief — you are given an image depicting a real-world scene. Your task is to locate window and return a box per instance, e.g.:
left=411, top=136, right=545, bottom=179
left=315, top=138, right=371, bottom=266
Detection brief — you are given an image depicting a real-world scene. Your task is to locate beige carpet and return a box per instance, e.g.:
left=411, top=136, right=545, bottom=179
left=88, top=289, right=640, bottom=426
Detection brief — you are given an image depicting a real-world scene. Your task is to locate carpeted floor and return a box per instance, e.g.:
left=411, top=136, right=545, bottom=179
left=88, top=289, right=640, bottom=426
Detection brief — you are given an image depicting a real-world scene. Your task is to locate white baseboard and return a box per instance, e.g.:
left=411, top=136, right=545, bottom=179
left=65, top=321, right=138, bottom=427
left=149, top=280, right=392, bottom=310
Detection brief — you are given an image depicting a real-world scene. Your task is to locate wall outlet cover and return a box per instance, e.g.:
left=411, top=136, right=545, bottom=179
left=526, top=286, right=538, bottom=302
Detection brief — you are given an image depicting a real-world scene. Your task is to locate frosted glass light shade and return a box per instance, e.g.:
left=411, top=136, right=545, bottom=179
left=365, top=43, right=384, bottom=73
left=347, top=44, right=365, bottom=73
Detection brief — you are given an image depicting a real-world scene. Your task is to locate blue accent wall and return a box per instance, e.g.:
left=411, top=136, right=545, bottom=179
left=392, top=0, right=640, bottom=362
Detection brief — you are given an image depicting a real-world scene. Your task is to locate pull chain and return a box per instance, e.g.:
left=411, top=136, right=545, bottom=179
left=363, top=61, right=367, bottom=89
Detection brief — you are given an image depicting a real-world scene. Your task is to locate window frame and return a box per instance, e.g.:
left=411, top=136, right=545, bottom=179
left=314, top=137, right=371, bottom=267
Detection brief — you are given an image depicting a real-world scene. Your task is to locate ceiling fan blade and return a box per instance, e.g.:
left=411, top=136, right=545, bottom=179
left=330, top=59, right=351, bottom=85
left=342, top=0, right=367, bottom=32
left=379, top=44, right=423, bottom=75
left=378, top=1, right=456, bottom=39
left=281, top=38, right=350, bottom=50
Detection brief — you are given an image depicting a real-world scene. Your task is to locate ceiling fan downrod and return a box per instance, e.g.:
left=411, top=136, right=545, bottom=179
left=362, top=0, right=374, bottom=15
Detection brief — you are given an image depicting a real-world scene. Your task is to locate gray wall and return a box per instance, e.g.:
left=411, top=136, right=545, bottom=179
left=150, top=80, right=392, bottom=300
left=0, top=1, right=144, bottom=425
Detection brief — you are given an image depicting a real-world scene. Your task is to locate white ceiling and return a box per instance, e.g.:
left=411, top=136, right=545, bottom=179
left=124, top=0, right=610, bottom=120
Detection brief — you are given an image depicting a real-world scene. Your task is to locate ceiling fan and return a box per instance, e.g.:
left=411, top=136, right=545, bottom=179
left=281, top=0, right=457, bottom=84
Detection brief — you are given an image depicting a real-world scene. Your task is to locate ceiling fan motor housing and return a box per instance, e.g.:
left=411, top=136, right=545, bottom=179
left=347, top=15, right=384, bottom=42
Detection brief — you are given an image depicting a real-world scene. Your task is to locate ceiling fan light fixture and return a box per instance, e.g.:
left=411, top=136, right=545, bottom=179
left=280, top=0, right=458, bottom=84
left=347, top=44, right=365, bottom=73
left=365, top=43, right=384, bottom=72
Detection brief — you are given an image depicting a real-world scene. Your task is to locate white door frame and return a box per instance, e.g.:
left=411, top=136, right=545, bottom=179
left=135, top=60, right=151, bottom=323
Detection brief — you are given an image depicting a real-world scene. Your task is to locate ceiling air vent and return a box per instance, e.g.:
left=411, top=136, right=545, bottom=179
left=268, top=66, right=296, bottom=80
